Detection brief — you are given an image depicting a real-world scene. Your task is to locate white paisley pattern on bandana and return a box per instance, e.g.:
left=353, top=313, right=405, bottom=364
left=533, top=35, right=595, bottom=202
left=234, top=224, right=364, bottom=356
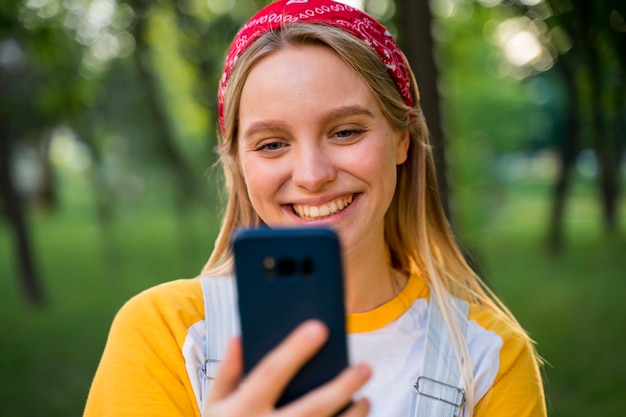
left=217, top=0, right=414, bottom=134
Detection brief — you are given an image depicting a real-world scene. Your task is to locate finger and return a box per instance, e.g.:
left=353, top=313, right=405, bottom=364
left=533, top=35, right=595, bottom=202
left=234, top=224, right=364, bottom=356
left=207, top=336, right=243, bottom=403
left=277, top=363, right=372, bottom=417
left=239, top=320, right=329, bottom=406
left=339, top=397, right=371, bottom=417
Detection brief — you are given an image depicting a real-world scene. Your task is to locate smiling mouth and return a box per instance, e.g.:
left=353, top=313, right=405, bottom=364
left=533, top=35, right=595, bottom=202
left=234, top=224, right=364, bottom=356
left=292, top=195, right=354, bottom=219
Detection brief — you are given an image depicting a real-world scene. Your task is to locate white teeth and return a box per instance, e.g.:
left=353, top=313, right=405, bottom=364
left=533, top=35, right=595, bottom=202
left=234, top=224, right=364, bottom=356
left=293, top=195, right=354, bottom=219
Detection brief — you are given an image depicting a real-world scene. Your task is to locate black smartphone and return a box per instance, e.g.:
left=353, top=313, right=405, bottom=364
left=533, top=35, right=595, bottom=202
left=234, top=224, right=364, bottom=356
left=232, top=226, right=349, bottom=408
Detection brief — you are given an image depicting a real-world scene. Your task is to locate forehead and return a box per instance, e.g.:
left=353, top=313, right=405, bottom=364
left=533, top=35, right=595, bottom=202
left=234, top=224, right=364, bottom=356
left=238, top=44, right=379, bottom=128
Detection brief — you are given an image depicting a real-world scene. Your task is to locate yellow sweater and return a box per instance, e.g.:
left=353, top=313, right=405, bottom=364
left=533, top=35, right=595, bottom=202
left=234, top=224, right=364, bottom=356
left=84, top=275, right=546, bottom=416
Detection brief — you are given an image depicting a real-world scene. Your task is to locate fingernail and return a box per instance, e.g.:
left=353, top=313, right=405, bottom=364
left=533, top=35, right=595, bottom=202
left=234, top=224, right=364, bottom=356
left=301, top=320, right=327, bottom=340
left=354, top=363, right=372, bottom=378
left=357, top=397, right=371, bottom=408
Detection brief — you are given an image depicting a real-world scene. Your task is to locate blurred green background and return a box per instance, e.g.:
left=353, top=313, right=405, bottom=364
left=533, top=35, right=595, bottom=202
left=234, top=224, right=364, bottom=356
left=1, top=0, right=625, bottom=416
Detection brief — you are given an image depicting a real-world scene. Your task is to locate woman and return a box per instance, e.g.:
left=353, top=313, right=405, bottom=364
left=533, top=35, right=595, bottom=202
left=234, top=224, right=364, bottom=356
left=84, top=1, right=547, bottom=416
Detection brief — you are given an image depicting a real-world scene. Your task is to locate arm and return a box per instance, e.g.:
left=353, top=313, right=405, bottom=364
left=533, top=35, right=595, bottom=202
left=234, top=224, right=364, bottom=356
left=474, top=334, right=547, bottom=417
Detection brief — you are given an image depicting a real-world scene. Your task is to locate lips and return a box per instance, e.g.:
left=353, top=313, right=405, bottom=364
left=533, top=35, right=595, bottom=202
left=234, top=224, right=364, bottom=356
left=292, top=195, right=354, bottom=219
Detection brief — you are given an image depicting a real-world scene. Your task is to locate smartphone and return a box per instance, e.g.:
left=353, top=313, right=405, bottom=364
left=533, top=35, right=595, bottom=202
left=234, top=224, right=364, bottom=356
left=232, top=226, right=349, bottom=408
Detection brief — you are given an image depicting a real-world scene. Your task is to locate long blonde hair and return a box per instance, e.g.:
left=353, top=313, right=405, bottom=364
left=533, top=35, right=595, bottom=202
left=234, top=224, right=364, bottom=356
left=202, top=23, right=539, bottom=414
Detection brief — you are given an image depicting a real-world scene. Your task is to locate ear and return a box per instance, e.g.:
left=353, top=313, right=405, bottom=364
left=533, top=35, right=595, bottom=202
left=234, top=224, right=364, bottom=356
left=395, top=130, right=410, bottom=165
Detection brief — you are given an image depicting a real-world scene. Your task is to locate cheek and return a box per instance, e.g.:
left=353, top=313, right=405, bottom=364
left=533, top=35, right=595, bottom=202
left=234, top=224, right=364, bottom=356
left=350, top=139, right=399, bottom=181
left=240, top=157, right=284, bottom=204
left=241, top=159, right=265, bottom=199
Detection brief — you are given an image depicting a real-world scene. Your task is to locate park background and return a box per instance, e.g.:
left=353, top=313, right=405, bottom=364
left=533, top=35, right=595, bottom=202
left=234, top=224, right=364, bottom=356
left=1, top=0, right=625, bottom=415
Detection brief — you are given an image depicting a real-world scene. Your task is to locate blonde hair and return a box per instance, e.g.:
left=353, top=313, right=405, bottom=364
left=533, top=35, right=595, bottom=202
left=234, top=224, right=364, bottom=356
left=203, top=23, right=539, bottom=414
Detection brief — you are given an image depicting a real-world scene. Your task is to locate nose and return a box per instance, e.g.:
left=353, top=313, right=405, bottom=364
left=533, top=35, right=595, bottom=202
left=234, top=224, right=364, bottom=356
left=291, top=144, right=336, bottom=191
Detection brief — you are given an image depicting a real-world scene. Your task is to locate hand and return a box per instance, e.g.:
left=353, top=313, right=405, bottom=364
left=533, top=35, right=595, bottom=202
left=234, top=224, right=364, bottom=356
left=204, top=320, right=371, bottom=417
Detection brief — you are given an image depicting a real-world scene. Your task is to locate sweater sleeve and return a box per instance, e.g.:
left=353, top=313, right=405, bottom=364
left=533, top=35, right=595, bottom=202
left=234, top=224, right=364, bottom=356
left=83, top=279, right=204, bottom=417
left=472, top=309, right=547, bottom=417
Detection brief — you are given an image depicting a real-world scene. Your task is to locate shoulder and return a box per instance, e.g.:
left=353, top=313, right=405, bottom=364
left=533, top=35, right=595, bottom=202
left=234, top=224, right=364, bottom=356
left=86, top=278, right=209, bottom=417
left=112, top=278, right=205, bottom=342
left=467, top=303, right=535, bottom=367
left=116, top=275, right=237, bottom=325
left=122, top=278, right=203, bottom=315
left=466, top=302, right=545, bottom=415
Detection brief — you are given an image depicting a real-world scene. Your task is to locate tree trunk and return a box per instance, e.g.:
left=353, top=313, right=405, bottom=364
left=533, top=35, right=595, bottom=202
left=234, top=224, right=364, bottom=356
left=548, top=64, right=579, bottom=254
left=589, top=56, right=619, bottom=233
left=0, top=131, right=45, bottom=305
left=395, top=0, right=450, bottom=219
left=37, top=133, right=57, bottom=212
left=596, top=64, right=624, bottom=234
left=596, top=140, right=620, bottom=232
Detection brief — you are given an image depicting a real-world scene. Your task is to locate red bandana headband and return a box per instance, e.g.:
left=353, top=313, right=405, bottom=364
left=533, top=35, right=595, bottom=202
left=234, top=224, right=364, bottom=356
left=217, top=0, right=414, bottom=134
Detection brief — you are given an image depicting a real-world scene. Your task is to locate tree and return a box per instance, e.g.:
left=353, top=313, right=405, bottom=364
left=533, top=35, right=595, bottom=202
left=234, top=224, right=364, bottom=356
left=0, top=109, right=45, bottom=304
left=537, top=1, right=626, bottom=251
left=0, top=0, right=54, bottom=304
left=396, top=0, right=451, bottom=218
left=487, top=0, right=626, bottom=251
left=0, top=0, right=258, bottom=303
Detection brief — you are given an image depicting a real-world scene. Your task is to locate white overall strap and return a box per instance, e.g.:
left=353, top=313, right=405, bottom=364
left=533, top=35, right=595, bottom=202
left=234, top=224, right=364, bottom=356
left=413, top=293, right=469, bottom=417
left=200, top=275, right=239, bottom=412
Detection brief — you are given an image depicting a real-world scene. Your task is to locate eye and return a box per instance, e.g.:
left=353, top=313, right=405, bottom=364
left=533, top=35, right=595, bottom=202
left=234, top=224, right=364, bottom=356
left=254, top=141, right=288, bottom=153
left=333, top=129, right=365, bottom=141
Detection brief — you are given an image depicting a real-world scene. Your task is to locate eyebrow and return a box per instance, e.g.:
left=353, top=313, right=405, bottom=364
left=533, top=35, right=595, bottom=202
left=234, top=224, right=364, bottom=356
left=323, top=105, right=375, bottom=121
left=241, top=120, right=289, bottom=140
left=241, top=105, right=375, bottom=139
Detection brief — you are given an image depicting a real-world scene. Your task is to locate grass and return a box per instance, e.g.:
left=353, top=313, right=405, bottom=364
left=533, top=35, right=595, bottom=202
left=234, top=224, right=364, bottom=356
left=468, top=180, right=626, bottom=417
left=0, top=170, right=221, bottom=417
left=0, top=173, right=624, bottom=416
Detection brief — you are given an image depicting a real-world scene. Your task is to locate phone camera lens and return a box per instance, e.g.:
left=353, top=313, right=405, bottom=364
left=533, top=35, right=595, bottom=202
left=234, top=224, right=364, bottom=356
left=278, top=259, right=297, bottom=276
left=263, top=257, right=276, bottom=277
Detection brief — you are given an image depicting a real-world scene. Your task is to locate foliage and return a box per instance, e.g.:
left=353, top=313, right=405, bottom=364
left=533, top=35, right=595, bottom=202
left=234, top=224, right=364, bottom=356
left=431, top=0, right=625, bottom=247
left=436, top=4, right=543, bottom=154
left=0, top=0, right=267, bottom=304
left=477, top=0, right=626, bottom=240
left=430, top=2, right=545, bottom=236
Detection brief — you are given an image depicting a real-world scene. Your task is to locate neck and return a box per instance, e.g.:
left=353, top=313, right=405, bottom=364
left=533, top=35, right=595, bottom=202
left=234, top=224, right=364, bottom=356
left=342, top=239, right=407, bottom=314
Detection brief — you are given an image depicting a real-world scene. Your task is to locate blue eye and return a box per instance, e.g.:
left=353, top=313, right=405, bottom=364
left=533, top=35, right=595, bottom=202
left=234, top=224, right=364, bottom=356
left=255, top=141, right=287, bottom=152
left=334, top=129, right=364, bottom=139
